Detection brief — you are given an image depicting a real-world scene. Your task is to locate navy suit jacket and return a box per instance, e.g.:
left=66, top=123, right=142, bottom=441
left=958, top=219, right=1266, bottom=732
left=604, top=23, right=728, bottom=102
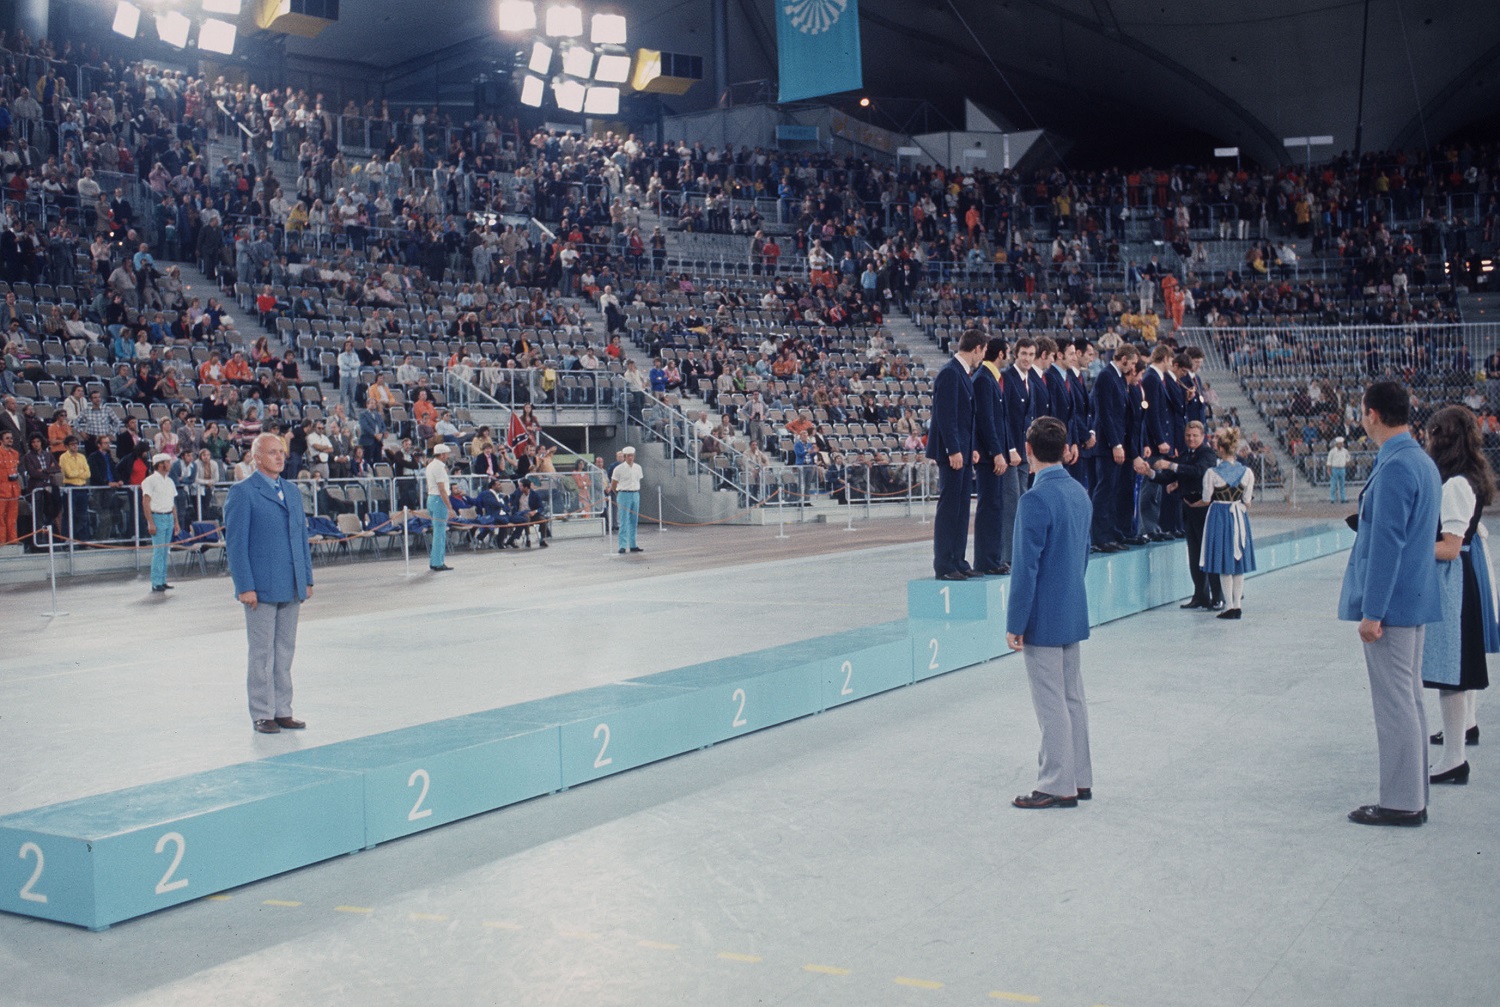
left=1006, top=465, right=1093, bottom=646
left=1338, top=432, right=1444, bottom=626
left=225, top=470, right=314, bottom=603
left=972, top=362, right=1009, bottom=462
left=1183, top=371, right=1207, bottom=425
left=1002, top=365, right=1041, bottom=455
left=926, top=357, right=975, bottom=462
left=1044, top=364, right=1074, bottom=444
left=1091, top=363, right=1128, bottom=452
left=1141, top=365, right=1173, bottom=449
left=1069, top=369, right=1093, bottom=449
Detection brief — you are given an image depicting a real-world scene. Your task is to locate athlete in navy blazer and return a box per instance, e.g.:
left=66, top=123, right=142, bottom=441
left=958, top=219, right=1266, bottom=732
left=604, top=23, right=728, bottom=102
left=1007, top=416, right=1095, bottom=809
left=971, top=338, right=1011, bottom=575
left=927, top=330, right=985, bottom=578
left=999, top=338, right=1042, bottom=565
left=1338, top=382, right=1444, bottom=825
left=1089, top=345, right=1138, bottom=548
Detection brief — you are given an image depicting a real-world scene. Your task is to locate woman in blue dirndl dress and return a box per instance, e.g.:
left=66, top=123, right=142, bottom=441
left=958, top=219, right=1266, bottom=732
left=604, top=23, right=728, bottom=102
left=1420, top=406, right=1497, bottom=785
left=1200, top=427, right=1256, bottom=620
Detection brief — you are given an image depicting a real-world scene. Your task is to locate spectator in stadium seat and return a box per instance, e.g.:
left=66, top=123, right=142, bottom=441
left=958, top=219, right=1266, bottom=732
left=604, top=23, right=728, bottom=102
left=75, top=392, right=120, bottom=448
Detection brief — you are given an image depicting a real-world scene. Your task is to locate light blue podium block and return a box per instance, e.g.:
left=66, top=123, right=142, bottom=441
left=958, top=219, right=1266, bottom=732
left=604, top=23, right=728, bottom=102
left=910, top=617, right=1004, bottom=681
left=1085, top=541, right=1197, bottom=626
left=503, top=683, right=706, bottom=788
left=0, top=763, right=362, bottom=930
left=907, top=575, right=1008, bottom=621
left=629, top=639, right=827, bottom=745
left=816, top=621, right=914, bottom=709
left=272, top=714, right=560, bottom=848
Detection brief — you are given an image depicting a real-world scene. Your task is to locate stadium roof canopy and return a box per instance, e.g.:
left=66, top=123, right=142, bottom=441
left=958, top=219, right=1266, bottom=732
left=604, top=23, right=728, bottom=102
left=280, top=0, right=1500, bottom=166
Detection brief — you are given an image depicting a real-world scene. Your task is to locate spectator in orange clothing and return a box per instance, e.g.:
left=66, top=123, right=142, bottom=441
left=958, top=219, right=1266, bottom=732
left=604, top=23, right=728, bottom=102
left=48, top=410, right=73, bottom=456
left=223, top=351, right=254, bottom=385
left=198, top=350, right=225, bottom=386
left=411, top=389, right=438, bottom=427
left=0, top=429, right=20, bottom=544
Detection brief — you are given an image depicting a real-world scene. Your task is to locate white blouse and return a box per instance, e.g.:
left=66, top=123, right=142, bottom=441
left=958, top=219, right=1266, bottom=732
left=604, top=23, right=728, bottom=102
left=1439, top=476, right=1478, bottom=539
left=1201, top=465, right=1256, bottom=505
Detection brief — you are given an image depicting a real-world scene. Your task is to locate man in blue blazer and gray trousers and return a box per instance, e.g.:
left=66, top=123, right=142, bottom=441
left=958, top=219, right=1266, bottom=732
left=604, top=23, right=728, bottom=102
left=1339, top=381, right=1442, bottom=826
left=1007, top=416, right=1094, bottom=808
left=226, top=432, right=315, bottom=735
left=927, top=329, right=985, bottom=580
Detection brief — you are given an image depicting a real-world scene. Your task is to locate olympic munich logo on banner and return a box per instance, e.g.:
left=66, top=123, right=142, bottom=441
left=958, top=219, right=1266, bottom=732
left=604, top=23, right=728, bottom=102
left=784, top=0, right=847, bottom=35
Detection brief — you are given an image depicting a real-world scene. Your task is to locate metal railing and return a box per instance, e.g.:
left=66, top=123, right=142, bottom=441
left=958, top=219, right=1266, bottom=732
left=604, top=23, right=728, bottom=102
left=623, top=390, right=759, bottom=506
left=444, top=368, right=625, bottom=429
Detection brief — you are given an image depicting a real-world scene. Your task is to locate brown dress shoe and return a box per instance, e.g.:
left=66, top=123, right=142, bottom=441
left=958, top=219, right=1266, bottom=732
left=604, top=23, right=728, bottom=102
left=1012, top=790, right=1079, bottom=809
left=254, top=719, right=281, bottom=734
left=274, top=716, right=306, bottom=730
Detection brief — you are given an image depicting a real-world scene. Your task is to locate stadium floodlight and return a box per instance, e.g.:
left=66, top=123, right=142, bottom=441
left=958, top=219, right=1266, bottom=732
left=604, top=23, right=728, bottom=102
left=198, top=17, right=238, bottom=54
left=520, top=74, right=546, bottom=107
left=544, top=4, right=583, bottom=37
left=497, top=0, right=537, bottom=31
left=202, top=0, right=243, bottom=14
left=528, top=40, right=553, bottom=74
left=113, top=1, right=142, bottom=38
left=583, top=85, right=619, bottom=116
left=590, top=13, right=626, bottom=45
left=157, top=10, right=191, bottom=47
left=594, top=51, right=630, bottom=83
left=561, top=44, right=594, bottom=79
left=553, top=77, right=586, bottom=112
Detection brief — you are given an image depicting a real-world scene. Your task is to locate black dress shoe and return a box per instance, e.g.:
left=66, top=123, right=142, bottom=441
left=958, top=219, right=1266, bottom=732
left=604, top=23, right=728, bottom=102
left=1216, top=608, right=1242, bottom=620
left=1126, top=535, right=1151, bottom=546
left=429, top=564, right=454, bottom=571
left=1013, top=790, right=1079, bottom=809
left=253, top=719, right=281, bottom=734
left=1207, top=601, right=1225, bottom=611
left=1430, top=762, right=1470, bottom=785
left=1172, top=530, right=1187, bottom=539
left=619, top=548, right=627, bottom=554
left=274, top=716, right=306, bottom=730
left=1076, top=787, right=1092, bottom=800
left=1347, top=804, right=1426, bottom=827
left=1180, top=600, right=1207, bottom=610
left=1431, top=726, right=1480, bottom=746
left=997, top=562, right=1011, bottom=575
left=936, top=571, right=968, bottom=581
left=977, top=568, right=1007, bottom=576
left=1097, top=542, right=1125, bottom=553
left=629, top=547, right=643, bottom=553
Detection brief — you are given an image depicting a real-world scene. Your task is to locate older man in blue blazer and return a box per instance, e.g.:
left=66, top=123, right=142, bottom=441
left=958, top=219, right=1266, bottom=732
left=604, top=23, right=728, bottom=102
left=927, top=329, right=985, bottom=580
left=1339, top=381, right=1443, bottom=826
left=226, top=432, right=314, bottom=735
left=1007, top=416, right=1095, bottom=809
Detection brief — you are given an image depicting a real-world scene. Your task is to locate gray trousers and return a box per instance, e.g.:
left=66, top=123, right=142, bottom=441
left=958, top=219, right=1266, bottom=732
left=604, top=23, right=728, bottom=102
left=245, top=600, right=300, bottom=723
left=1024, top=642, right=1092, bottom=797
left=1363, top=624, right=1429, bottom=812
left=998, top=461, right=1029, bottom=565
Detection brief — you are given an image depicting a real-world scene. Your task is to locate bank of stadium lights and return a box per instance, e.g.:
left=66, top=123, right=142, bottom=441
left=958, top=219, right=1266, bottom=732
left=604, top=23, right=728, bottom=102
left=198, top=17, right=238, bottom=54
left=112, top=0, right=240, bottom=53
left=201, top=0, right=243, bottom=13
left=500, top=2, right=627, bottom=116
left=113, top=1, right=142, bottom=38
left=157, top=9, right=191, bottom=47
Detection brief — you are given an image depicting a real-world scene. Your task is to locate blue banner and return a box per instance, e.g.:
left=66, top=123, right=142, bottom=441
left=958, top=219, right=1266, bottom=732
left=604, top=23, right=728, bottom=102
left=777, top=0, right=862, bottom=104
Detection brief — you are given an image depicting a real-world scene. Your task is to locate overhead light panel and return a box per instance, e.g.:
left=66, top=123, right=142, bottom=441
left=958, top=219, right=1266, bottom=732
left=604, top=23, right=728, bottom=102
left=202, top=0, right=242, bottom=14
left=198, top=17, right=238, bottom=54
left=553, top=77, right=586, bottom=112
left=157, top=10, right=191, bottom=47
left=561, top=45, right=594, bottom=79
left=590, top=13, right=626, bottom=45
left=584, top=85, right=619, bottom=115
left=520, top=74, right=545, bottom=107
left=497, top=0, right=537, bottom=31
left=113, top=1, right=141, bottom=37
left=594, top=52, right=630, bottom=83
left=528, top=40, right=553, bottom=74
left=544, top=4, right=583, bottom=37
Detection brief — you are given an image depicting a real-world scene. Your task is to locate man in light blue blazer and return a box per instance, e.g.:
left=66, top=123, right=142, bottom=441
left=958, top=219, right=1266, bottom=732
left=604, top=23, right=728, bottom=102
left=1338, top=381, right=1443, bottom=826
left=226, top=432, right=314, bottom=735
left=1007, top=416, right=1094, bottom=809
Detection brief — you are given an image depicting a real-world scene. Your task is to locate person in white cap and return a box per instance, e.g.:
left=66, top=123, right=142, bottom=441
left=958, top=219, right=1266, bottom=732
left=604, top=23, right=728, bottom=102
left=425, top=443, right=455, bottom=571
left=140, top=452, right=179, bottom=592
left=612, top=445, right=644, bottom=554
left=1327, top=435, right=1350, bottom=504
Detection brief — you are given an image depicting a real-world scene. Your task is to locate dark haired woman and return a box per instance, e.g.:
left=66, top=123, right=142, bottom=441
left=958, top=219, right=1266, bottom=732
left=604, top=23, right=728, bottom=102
left=1421, top=405, right=1497, bottom=784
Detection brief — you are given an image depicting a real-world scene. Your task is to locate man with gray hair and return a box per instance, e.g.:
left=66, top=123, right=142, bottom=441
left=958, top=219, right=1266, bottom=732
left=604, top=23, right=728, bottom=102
left=225, top=432, right=314, bottom=734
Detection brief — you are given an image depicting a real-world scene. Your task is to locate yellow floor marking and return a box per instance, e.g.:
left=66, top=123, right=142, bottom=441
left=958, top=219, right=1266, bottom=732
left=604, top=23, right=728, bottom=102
left=408, top=912, right=448, bottom=922
left=333, top=905, right=373, bottom=915
left=203, top=895, right=232, bottom=902
left=261, top=899, right=302, bottom=908
left=717, top=952, right=764, bottom=964
left=803, top=964, right=852, bottom=976
left=482, top=920, right=523, bottom=931
left=559, top=930, right=601, bottom=940
left=990, top=993, right=1042, bottom=1003
left=637, top=940, right=679, bottom=951
left=894, top=977, right=944, bottom=990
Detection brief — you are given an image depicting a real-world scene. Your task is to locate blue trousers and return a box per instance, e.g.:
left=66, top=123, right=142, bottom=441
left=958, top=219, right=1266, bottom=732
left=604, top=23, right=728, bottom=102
left=151, top=512, right=173, bottom=586
left=428, top=494, right=448, bottom=567
left=932, top=461, right=973, bottom=576
left=1329, top=468, right=1347, bottom=503
left=618, top=490, right=640, bottom=549
left=972, top=464, right=1005, bottom=572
